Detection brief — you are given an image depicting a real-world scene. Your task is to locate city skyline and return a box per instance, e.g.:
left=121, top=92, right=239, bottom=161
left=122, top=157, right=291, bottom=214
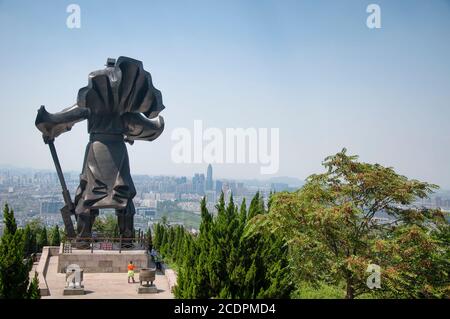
left=0, top=162, right=304, bottom=186
left=1, top=160, right=449, bottom=233
left=0, top=161, right=302, bottom=233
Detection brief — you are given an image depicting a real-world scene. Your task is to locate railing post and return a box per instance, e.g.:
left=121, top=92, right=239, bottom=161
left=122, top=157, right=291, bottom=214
left=91, top=237, right=94, bottom=253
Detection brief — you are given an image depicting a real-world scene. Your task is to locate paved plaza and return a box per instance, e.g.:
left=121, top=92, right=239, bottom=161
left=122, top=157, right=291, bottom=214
left=42, top=255, right=174, bottom=299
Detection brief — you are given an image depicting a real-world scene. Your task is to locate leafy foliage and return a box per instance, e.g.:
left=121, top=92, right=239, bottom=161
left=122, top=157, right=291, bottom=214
left=92, top=214, right=119, bottom=238
left=254, top=149, right=449, bottom=298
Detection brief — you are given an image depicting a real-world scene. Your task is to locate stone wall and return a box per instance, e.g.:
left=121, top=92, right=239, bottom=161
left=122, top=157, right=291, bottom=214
left=34, top=246, right=60, bottom=296
left=161, top=263, right=178, bottom=293
left=58, top=250, right=149, bottom=273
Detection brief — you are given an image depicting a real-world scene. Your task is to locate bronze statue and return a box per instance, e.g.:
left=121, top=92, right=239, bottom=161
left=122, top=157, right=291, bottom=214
left=35, top=57, right=165, bottom=242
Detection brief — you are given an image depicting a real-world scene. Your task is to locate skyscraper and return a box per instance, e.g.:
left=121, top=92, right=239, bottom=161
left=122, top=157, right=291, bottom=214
left=193, top=173, right=205, bottom=195
left=206, top=164, right=213, bottom=191
left=215, top=180, right=223, bottom=195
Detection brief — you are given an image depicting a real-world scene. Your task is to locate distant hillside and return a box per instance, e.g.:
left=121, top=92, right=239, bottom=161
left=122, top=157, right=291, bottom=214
left=267, top=176, right=305, bottom=187
left=235, top=176, right=305, bottom=188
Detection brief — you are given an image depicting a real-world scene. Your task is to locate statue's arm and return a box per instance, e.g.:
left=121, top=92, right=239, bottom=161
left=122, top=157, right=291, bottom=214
left=35, top=104, right=90, bottom=141
left=122, top=113, right=164, bottom=143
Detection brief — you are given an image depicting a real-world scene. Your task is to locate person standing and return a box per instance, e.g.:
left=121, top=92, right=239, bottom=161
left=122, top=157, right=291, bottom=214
left=127, top=261, right=136, bottom=283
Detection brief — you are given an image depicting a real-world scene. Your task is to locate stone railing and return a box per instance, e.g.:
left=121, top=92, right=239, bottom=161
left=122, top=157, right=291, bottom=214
left=161, top=263, right=177, bottom=293
left=61, top=234, right=149, bottom=254
left=34, top=246, right=60, bottom=296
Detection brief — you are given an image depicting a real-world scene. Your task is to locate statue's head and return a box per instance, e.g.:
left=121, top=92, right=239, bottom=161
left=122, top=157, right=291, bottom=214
left=105, top=58, right=116, bottom=67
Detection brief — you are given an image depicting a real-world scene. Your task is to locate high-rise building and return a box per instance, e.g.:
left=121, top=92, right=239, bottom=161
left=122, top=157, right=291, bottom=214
left=136, top=207, right=157, bottom=218
left=215, top=180, right=223, bottom=195
left=193, top=173, right=205, bottom=195
left=40, top=200, right=64, bottom=214
left=206, top=164, right=213, bottom=191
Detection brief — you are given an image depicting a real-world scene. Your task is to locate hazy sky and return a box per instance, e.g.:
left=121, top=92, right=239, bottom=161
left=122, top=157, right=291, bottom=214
left=0, top=0, right=449, bottom=187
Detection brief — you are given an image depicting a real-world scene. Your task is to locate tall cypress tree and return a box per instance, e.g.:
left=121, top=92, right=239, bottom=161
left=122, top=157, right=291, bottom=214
left=248, top=191, right=262, bottom=220
left=23, top=224, right=35, bottom=257
left=160, top=226, right=168, bottom=256
left=171, top=193, right=293, bottom=299
left=167, top=227, right=175, bottom=256
left=146, top=227, right=153, bottom=251
left=153, top=223, right=164, bottom=250
left=174, top=234, right=196, bottom=298
left=49, top=225, right=61, bottom=247
left=173, top=225, right=185, bottom=264
left=28, top=273, right=40, bottom=299
left=193, top=197, right=213, bottom=298
left=3, top=203, right=17, bottom=235
left=37, top=226, right=48, bottom=252
left=0, top=204, right=40, bottom=299
left=239, top=198, right=247, bottom=228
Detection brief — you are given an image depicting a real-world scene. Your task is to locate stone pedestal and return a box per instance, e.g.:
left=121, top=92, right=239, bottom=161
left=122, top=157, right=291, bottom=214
left=137, top=284, right=158, bottom=294
left=58, top=249, right=149, bottom=273
left=63, top=288, right=85, bottom=295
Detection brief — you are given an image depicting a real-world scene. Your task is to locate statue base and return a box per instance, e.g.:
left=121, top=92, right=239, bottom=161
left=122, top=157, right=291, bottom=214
left=63, top=288, right=85, bottom=296
left=58, top=248, right=149, bottom=273
left=137, top=284, right=158, bottom=294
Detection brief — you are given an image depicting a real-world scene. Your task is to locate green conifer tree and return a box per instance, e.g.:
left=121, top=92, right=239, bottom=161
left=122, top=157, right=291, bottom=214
left=173, top=192, right=293, bottom=299
left=27, top=272, right=41, bottom=299
left=37, top=226, right=48, bottom=252
left=3, top=203, right=17, bottom=235
left=49, top=225, right=61, bottom=247
left=23, top=224, right=35, bottom=257
left=160, top=226, right=168, bottom=257
left=0, top=204, right=35, bottom=299
left=239, top=198, right=247, bottom=228
left=146, top=227, right=153, bottom=251
left=193, top=197, right=213, bottom=298
left=248, top=191, right=262, bottom=220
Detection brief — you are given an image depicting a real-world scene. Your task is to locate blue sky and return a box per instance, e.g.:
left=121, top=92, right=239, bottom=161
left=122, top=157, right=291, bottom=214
left=0, top=0, right=449, bottom=187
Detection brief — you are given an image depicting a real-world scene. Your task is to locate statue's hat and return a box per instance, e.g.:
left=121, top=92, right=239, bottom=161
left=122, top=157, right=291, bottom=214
left=105, top=58, right=116, bottom=67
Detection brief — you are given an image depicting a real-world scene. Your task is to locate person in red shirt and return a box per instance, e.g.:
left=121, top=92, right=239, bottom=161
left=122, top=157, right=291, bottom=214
left=127, top=261, right=136, bottom=283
